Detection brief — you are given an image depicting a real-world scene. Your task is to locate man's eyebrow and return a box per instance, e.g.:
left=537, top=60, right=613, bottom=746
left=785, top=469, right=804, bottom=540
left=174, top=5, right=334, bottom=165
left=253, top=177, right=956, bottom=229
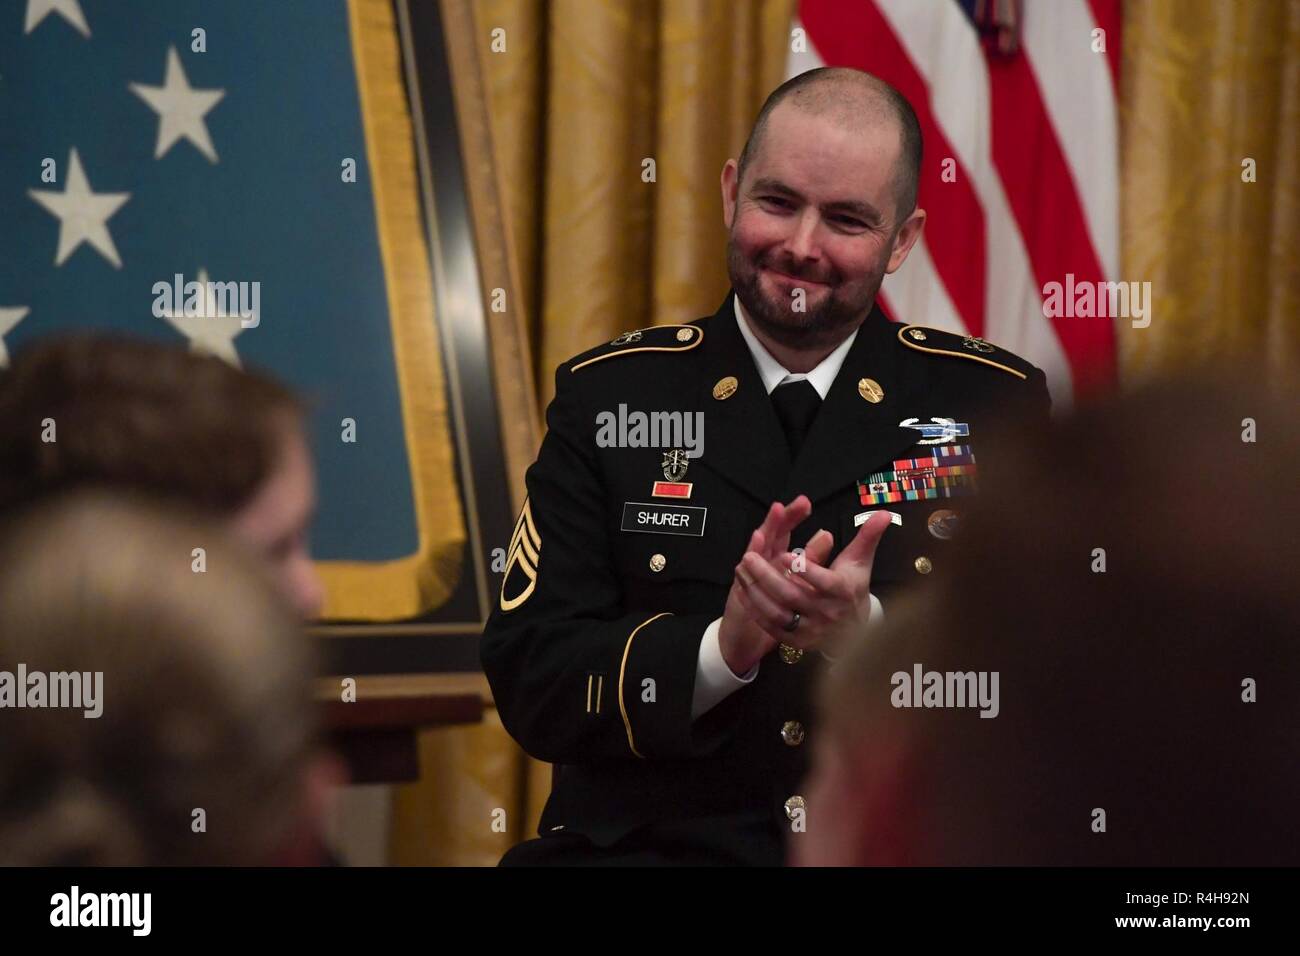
left=749, top=178, right=884, bottom=226
left=750, top=177, right=800, bottom=198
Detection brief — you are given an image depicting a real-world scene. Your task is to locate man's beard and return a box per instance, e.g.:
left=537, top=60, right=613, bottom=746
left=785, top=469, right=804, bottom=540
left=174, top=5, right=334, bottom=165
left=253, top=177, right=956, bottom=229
left=727, top=235, right=885, bottom=351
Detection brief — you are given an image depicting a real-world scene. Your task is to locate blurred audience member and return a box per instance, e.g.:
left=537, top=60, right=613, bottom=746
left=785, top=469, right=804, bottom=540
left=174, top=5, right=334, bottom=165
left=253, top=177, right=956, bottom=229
left=797, top=376, right=1300, bottom=866
left=0, top=334, right=324, bottom=618
left=0, top=495, right=339, bottom=865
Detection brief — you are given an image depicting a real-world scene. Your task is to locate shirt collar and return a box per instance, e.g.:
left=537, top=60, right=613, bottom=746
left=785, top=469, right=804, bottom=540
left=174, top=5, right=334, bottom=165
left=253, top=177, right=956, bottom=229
left=733, top=295, right=858, bottom=399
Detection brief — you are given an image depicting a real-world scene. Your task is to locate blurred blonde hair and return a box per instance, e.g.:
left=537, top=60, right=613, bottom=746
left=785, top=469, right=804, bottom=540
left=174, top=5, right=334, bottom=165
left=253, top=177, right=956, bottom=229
left=0, top=493, right=318, bottom=865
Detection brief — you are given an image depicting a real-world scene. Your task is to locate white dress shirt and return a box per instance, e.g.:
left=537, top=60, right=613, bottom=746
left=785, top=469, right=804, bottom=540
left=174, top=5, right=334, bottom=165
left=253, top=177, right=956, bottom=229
left=690, top=298, right=884, bottom=720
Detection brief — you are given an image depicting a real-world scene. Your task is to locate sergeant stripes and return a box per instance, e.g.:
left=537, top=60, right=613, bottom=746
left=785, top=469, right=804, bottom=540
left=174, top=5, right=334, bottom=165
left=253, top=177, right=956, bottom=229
left=499, top=498, right=541, bottom=612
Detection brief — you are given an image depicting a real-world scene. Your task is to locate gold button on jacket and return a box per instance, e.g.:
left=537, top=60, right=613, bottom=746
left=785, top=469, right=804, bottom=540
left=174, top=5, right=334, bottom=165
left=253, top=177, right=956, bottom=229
left=784, top=795, right=806, bottom=820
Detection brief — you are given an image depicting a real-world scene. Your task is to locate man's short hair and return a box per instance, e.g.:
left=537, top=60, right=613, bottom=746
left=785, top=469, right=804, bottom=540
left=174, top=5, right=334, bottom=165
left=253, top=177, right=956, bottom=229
left=736, top=66, right=923, bottom=220
left=0, top=334, right=303, bottom=520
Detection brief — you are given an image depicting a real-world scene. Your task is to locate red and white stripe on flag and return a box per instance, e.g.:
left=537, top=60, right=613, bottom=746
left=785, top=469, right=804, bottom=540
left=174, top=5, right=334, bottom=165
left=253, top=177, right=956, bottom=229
left=788, top=0, right=1121, bottom=407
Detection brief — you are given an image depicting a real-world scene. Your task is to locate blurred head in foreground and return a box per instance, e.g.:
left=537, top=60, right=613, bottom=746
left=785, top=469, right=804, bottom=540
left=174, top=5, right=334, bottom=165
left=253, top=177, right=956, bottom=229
left=0, top=334, right=324, bottom=618
left=796, top=376, right=1300, bottom=866
left=0, top=495, right=337, bottom=866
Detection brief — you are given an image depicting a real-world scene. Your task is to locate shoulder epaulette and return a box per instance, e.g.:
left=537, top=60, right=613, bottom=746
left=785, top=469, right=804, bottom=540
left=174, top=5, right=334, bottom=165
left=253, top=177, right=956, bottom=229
left=569, top=324, right=703, bottom=373
left=896, top=325, right=1035, bottom=381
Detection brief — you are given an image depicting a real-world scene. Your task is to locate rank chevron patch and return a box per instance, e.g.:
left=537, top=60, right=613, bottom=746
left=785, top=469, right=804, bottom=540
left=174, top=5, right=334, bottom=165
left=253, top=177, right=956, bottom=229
left=500, top=498, right=541, bottom=612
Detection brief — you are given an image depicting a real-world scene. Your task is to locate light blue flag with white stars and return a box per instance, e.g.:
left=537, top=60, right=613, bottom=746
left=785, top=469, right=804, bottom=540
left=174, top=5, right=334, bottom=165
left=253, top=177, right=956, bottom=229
left=0, top=0, right=467, bottom=621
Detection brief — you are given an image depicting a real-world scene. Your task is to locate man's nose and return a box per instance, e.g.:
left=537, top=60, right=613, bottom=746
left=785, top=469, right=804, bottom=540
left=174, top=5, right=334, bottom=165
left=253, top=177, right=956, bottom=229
left=783, top=209, right=822, bottom=264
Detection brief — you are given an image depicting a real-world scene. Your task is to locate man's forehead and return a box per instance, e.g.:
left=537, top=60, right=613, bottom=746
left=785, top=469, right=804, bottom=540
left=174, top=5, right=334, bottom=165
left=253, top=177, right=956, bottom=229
left=762, top=103, right=901, bottom=162
left=746, top=106, right=901, bottom=204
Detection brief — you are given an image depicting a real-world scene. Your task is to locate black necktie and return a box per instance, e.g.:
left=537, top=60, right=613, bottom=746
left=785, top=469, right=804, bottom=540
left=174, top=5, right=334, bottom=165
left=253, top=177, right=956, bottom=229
left=771, top=379, right=823, bottom=459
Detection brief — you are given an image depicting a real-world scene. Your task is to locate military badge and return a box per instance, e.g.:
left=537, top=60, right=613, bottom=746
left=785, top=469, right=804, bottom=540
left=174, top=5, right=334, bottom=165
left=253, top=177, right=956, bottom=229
left=858, top=378, right=884, bottom=403
left=927, top=509, right=961, bottom=540
left=899, top=417, right=970, bottom=444
left=854, top=510, right=902, bottom=527
left=857, top=445, right=978, bottom=505
left=662, top=448, right=690, bottom=482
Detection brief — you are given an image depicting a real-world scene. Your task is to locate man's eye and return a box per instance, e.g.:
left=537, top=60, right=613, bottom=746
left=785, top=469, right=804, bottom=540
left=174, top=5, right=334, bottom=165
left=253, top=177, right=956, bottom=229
left=759, top=196, right=792, bottom=208
left=833, top=217, right=867, bottom=229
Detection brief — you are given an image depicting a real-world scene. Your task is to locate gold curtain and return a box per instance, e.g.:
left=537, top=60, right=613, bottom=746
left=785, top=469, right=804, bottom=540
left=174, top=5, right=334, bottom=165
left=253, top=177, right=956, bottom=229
left=482, top=0, right=795, bottom=407
left=1119, top=0, right=1300, bottom=383
left=393, top=0, right=1300, bottom=866
left=390, top=0, right=793, bottom=866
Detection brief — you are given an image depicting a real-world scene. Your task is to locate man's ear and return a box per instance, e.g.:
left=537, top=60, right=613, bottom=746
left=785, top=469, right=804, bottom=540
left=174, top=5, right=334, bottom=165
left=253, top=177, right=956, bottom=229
left=721, top=159, right=740, bottom=230
left=886, top=207, right=927, bottom=274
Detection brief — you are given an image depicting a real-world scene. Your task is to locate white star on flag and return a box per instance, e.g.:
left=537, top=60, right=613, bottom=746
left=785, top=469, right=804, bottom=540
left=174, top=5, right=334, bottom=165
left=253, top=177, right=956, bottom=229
left=27, top=149, right=131, bottom=268
left=24, top=0, right=89, bottom=37
left=129, top=46, right=226, bottom=163
left=0, top=307, right=30, bottom=367
left=158, top=269, right=247, bottom=367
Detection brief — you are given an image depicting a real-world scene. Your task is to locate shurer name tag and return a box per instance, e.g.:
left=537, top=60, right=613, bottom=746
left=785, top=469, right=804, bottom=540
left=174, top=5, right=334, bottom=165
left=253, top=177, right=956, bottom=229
left=621, top=502, right=707, bottom=537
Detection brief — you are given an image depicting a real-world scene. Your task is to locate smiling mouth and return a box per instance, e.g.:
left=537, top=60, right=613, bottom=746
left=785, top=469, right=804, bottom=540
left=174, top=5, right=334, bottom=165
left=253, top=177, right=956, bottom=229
left=763, top=267, right=830, bottom=287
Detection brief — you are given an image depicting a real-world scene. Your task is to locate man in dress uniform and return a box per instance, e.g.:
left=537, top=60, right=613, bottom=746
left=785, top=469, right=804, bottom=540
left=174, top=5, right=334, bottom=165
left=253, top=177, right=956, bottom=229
left=482, top=66, right=1050, bottom=865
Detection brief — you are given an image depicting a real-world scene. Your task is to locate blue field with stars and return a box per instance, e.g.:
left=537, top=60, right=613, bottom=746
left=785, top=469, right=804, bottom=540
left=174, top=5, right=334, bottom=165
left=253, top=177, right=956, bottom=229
left=0, top=0, right=420, bottom=562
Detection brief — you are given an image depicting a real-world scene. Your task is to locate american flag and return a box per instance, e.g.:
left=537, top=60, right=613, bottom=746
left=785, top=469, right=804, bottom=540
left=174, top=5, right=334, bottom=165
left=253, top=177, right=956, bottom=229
left=789, top=0, right=1121, bottom=407
left=0, top=0, right=438, bottom=611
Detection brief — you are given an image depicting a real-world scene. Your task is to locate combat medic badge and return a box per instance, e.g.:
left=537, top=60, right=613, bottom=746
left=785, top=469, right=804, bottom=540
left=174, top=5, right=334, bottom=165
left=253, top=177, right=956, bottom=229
left=500, top=498, right=541, bottom=612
